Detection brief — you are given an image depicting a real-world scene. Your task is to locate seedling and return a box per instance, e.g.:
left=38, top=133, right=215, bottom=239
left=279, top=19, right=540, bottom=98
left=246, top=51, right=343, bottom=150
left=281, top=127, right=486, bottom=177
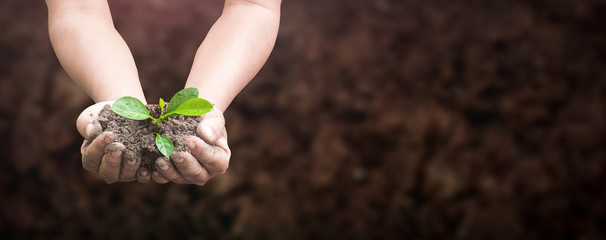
left=111, top=88, right=213, bottom=157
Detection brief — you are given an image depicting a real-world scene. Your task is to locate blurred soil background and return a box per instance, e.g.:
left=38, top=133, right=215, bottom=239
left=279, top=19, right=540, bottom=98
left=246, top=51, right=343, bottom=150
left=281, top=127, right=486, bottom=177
left=1, top=0, right=605, bottom=239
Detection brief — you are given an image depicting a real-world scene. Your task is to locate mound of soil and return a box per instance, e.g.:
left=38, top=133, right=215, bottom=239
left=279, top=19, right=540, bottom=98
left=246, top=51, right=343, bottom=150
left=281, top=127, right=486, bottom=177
left=95, top=104, right=201, bottom=171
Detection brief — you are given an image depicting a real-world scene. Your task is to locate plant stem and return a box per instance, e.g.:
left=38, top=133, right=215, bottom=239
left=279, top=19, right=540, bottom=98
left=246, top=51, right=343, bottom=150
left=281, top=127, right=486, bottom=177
left=151, top=117, right=160, bottom=134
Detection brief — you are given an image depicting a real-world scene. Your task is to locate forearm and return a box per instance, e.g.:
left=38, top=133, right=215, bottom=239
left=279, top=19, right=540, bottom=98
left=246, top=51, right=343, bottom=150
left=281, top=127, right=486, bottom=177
left=185, top=0, right=281, bottom=111
left=47, top=0, right=146, bottom=103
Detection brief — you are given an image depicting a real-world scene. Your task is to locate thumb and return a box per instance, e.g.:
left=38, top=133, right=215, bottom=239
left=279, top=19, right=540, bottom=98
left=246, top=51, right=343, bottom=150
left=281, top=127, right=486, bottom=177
left=196, top=108, right=225, bottom=144
left=77, top=101, right=112, bottom=138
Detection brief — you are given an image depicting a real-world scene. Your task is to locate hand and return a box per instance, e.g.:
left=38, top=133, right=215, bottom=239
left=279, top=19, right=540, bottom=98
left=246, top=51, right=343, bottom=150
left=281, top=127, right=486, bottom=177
left=150, top=108, right=231, bottom=186
left=76, top=101, right=141, bottom=183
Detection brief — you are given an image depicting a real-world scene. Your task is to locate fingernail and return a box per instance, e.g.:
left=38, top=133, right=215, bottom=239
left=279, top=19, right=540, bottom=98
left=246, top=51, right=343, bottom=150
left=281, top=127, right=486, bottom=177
left=104, top=133, right=114, bottom=144
left=127, top=159, right=136, bottom=166
left=111, top=151, right=121, bottom=158
left=157, top=161, right=169, bottom=170
left=141, top=171, right=148, bottom=176
left=173, top=154, right=184, bottom=163
left=188, top=140, right=196, bottom=151
left=202, top=125, right=213, bottom=139
left=218, top=137, right=228, bottom=146
left=218, top=137, right=229, bottom=149
left=85, top=124, right=94, bottom=138
left=152, top=172, right=159, bottom=177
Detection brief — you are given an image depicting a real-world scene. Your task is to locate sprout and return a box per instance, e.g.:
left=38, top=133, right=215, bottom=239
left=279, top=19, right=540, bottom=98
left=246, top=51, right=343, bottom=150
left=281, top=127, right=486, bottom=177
left=111, top=88, right=212, bottom=157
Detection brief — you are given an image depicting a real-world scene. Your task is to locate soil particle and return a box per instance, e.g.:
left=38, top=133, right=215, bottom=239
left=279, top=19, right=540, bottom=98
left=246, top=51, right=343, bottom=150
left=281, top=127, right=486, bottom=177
left=95, top=104, right=200, bottom=171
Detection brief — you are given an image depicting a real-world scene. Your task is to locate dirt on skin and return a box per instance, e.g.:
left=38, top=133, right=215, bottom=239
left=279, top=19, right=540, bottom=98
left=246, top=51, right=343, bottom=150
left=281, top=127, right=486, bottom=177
left=95, top=104, right=200, bottom=171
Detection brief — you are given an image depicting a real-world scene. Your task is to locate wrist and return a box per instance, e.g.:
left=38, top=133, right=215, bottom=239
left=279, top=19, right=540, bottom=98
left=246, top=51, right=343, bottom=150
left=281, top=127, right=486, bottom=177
left=184, top=86, right=230, bottom=112
left=92, top=90, right=147, bottom=105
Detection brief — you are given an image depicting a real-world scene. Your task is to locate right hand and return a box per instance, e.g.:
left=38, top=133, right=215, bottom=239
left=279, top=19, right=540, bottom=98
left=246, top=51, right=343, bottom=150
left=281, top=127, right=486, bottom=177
left=150, top=108, right=231, bottom=186
left=76, top=101, right=144, bottom=183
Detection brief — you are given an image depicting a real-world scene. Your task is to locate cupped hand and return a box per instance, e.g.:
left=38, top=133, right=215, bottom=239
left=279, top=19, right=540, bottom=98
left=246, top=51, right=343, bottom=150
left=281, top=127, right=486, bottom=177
left=77, top=101, right=141, bottom=183
left=151, top=108, right=231, bottom=186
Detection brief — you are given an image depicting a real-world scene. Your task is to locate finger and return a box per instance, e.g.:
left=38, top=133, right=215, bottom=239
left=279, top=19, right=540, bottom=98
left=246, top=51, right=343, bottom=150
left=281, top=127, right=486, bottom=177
left=119, top=152, right=140, bottom=182
left=151, top=171, right=170, bottom=184
left=76, top=101, right=112, bottom=137
left=215, top=137, right=231, bottom=158
left=222, top=127, right=228, bottom=140
left=137, top=168, right=151, bottom=183
left=98, top=143, right=124, bottom=184
left=197, top=109, right=225, bottom=144
left=82, top=132, right=114, bottom=173
left=77, top=108, right=98, bottom=137
left=81, top=140, right=88, bottom=154
left=88, top=120, right=103, bottom=140
left=186, top=137, right=230, bottom=176
left=80, top=122, right=103, bottom=152
left=155, top=157, right=187, bottom=184
left=171, top=152, right=209, bottom=186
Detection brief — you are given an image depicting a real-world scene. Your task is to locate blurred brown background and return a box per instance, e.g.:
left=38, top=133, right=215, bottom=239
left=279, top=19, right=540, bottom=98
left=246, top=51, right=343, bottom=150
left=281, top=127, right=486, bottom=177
left=1, top=0, right=605, bottom=239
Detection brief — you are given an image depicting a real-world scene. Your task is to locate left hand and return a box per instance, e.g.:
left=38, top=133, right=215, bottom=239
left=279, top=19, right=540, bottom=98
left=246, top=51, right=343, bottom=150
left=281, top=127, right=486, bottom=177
left=147, top=108, right=231, bottom=186
left=77, top=101, right=141, bottom=183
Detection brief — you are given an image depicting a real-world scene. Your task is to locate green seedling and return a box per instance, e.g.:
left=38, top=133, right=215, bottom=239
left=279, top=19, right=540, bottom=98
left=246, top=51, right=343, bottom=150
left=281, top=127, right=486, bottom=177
left=111, top=88, right=213, bottom=157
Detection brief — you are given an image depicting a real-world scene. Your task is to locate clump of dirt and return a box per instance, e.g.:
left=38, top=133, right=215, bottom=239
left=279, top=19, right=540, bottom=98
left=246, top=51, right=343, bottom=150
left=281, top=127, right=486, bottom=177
left=95, top=104, right=200, bottom=171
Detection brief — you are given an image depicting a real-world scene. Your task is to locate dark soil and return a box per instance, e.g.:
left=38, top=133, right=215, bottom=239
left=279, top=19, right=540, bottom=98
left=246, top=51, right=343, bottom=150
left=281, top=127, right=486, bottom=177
left=1, top=0, right=606, bottom=239
left=96, top=104, right=200, bottom=171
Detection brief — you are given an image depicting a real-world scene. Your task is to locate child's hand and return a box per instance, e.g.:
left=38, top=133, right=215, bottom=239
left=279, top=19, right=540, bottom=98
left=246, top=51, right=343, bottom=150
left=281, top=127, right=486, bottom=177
left=151, top=108, right=231, bottom=185
left=76, top=102, right=141, bottom=183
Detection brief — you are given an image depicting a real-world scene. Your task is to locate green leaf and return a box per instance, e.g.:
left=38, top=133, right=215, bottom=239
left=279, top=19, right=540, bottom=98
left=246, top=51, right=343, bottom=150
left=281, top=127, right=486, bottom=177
left=159, top=98, right=165, bottom=116
left=167, top=88, right=198, bottom=114
left=155, top=133, right=174, bottom=157
left=170, top=98, right=213, bottom=116
left=111, top=97, right=152, bottom=120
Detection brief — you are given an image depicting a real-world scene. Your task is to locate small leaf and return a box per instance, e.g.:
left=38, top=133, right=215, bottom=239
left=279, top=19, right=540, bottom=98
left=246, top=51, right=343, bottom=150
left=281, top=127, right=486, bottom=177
left=167, top=88, right=198, bottom=114
left=159, top=98, right=165, bottom=116
left=155, top=133, right=174, bottom=157
left=112, top=97, right=152, bottom=120
left=171, top=98, right=213, bottom=116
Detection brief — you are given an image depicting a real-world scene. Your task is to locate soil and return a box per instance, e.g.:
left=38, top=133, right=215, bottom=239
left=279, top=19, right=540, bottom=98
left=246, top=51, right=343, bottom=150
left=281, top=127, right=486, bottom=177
left=95, top=104, right=200, bottom=171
